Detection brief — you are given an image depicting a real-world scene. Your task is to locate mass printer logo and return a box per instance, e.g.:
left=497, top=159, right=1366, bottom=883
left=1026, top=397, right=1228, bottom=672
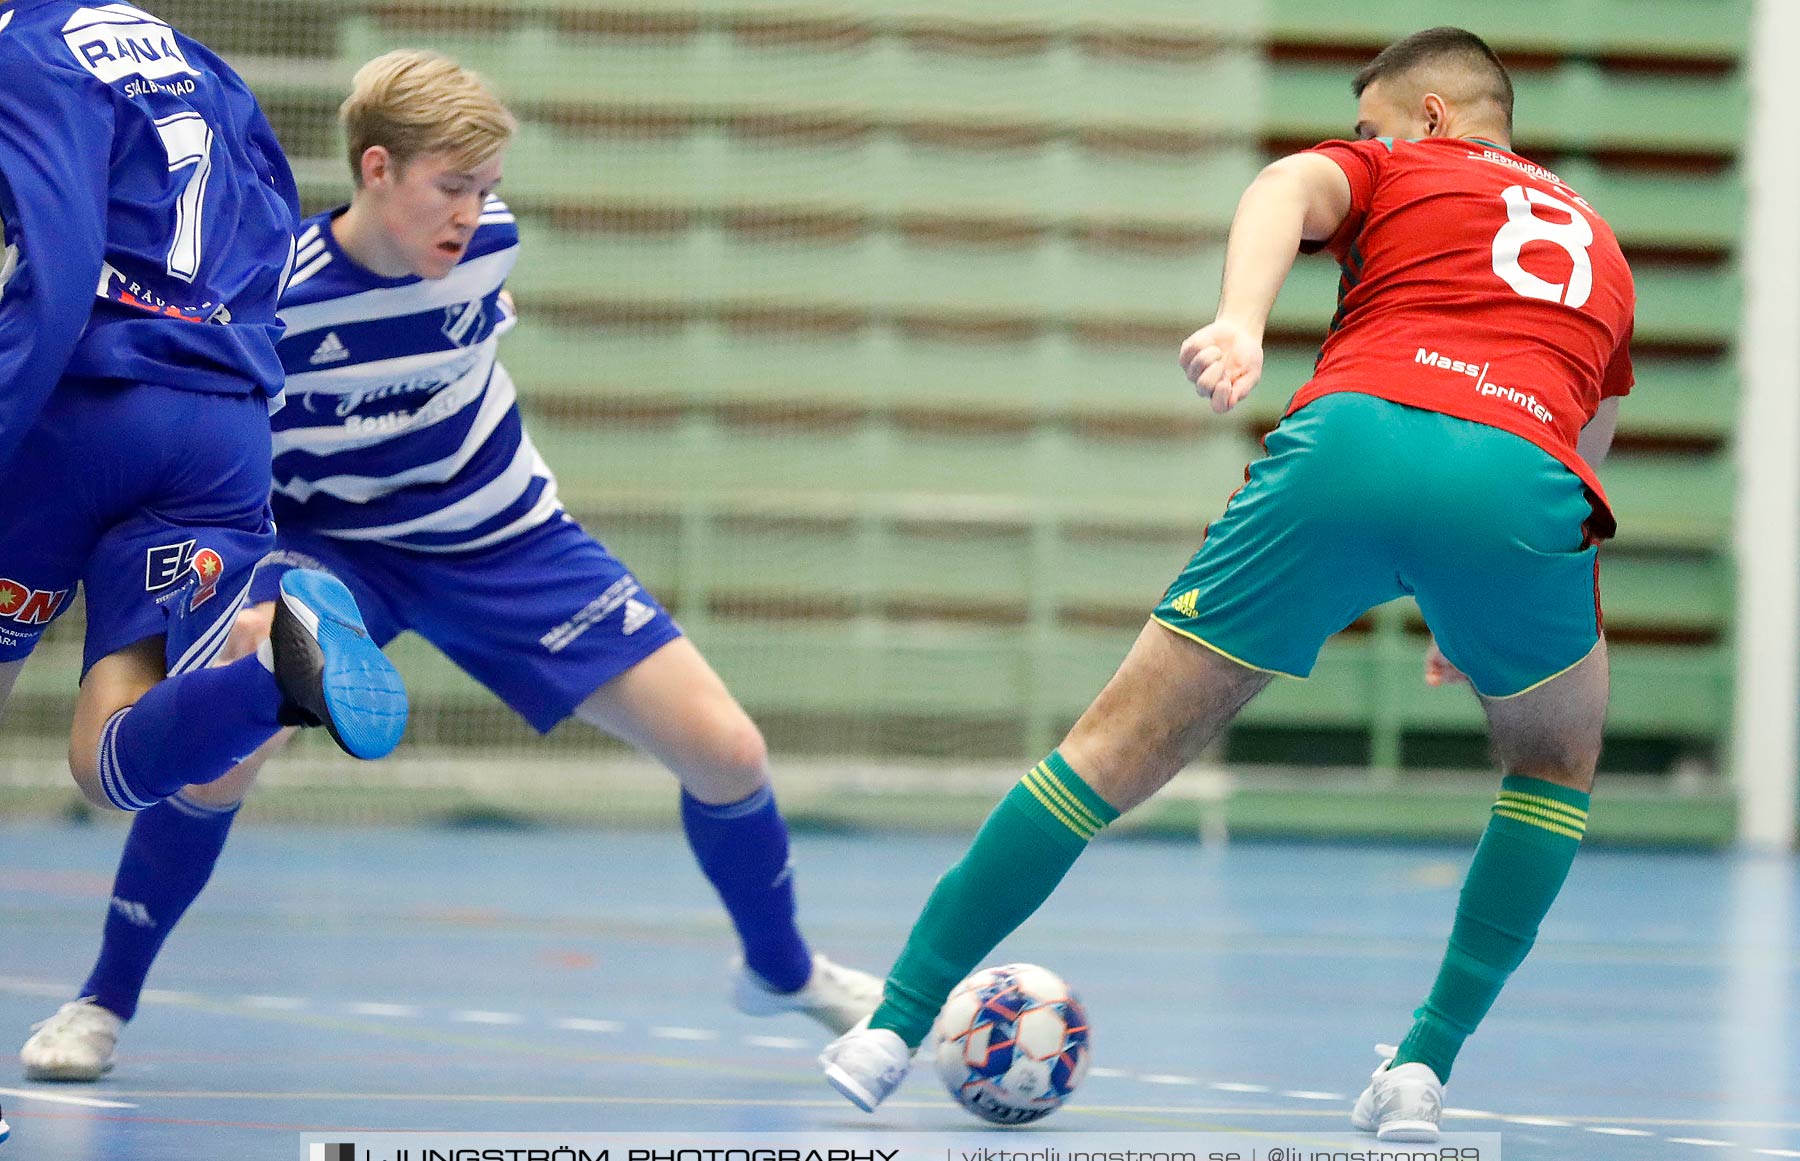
left=309, top=1146, right=355, bottom=1161
left=63, top=4, right=200, bottom=86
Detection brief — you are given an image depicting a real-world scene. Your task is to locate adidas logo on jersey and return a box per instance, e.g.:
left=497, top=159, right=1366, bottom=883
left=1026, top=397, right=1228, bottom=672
left=621, top=598, right=655, bottom=636
left=309, top=332, right=349, bottom=365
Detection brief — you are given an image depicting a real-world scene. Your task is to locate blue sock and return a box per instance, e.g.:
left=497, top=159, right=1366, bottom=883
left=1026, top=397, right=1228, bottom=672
left=82, top=792, right=240, bottom=1021
left=679, top=784, right=813, bottom=993
left=97, top=655, right=283, bottom=811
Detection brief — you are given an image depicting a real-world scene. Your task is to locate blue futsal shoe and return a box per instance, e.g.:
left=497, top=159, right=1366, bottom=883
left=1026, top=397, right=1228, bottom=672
left=272, top=569, right=408, bottom=759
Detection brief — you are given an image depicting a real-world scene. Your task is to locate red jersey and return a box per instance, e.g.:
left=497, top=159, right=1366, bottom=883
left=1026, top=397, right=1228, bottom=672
left=1291, top=136, right=1636, bottom=536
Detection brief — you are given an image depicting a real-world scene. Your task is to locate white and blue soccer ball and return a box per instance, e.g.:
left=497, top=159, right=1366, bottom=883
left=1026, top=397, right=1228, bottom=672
left=931, top=963, right=1091, bottom=1125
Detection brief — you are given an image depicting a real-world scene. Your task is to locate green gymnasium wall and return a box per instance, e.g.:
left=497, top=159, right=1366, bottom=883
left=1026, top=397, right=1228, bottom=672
left=2, top=1, right=1748, bottom=834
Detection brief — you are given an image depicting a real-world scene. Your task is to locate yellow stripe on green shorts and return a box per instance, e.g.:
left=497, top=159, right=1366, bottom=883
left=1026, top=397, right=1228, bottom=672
left=1023, top=764, right=1101, bottom=840
left=1492, top=805, right=1586, bottom=841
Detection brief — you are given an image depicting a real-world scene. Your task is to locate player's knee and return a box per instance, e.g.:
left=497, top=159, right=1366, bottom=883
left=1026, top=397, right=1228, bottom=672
left=710, top=712, right=769, bottom=782
left=676, top=711, right=770, bottom=803
left=65, top=738, right=119, bottom=811
left=1493, top=741, right=1597, bottom=793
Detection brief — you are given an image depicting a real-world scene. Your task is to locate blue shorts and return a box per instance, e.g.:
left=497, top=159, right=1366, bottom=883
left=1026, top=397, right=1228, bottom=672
left=0, top=380, right=275, bottom=676
left=248, top=515, right=683, bottom=732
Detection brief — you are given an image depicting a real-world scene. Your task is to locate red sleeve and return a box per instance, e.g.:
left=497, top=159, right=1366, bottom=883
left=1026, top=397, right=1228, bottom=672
left=1301, top=138, right=1389, bottom=258
left=1601, top=317, right=1634, bottom=399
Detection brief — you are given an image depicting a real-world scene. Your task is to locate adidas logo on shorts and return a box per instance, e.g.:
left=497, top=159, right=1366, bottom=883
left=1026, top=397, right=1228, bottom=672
left=309, top=331, right=349, bottom=365
left=621, top=598, right=655, bottom=636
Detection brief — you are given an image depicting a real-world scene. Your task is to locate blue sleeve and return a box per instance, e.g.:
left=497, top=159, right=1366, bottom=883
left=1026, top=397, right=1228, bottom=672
left=0, top=65, right=112, bottom=471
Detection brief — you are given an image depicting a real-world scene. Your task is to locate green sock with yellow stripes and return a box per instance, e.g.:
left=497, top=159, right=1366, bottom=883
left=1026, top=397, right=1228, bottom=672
left=868, top=750, right=1120, bottom=1048
left=1393, top=774, right=1590, bottom=1081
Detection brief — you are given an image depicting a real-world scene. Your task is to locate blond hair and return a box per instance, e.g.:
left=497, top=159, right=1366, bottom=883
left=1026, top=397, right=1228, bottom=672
left=340, top=50, right=518, bottom=184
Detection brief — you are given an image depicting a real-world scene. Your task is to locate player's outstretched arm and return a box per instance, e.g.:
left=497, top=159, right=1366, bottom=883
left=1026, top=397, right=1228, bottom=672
left=0, top=72, right=111, bottom=470
left=1179, top=153, right=1352, bottom=413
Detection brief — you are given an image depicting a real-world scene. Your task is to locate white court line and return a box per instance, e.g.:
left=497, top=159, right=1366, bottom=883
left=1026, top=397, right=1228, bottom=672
left=0, top=1086, right=137, bottom=1110
left=14, top=970, right=1789, bottom=1150
left=1086, top=1067, right=1129, bottom=1079
left=743, top=1035, right=806, bottom=1049
left=347, top=1002, right=420, bottom=1018
left=651, top=1027, right=719, bottom=1041
left=139, top=989, right=202, bottom=1005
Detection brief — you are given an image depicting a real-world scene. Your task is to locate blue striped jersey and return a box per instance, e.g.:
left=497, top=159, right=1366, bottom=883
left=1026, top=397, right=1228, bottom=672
left=269, top=199, right=560, bottom=552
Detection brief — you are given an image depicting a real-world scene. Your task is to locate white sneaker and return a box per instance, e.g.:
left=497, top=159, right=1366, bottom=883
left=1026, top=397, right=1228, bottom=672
left=731, top=953, right=883, bottom=1035
left=21, top=998, right=123, bottom=1082
left=1350, top=1043, right=1444, bottom=1143
left=820, top=1019, right=911, bottom=1112
left=0, top=1101, right=9, bottom=1143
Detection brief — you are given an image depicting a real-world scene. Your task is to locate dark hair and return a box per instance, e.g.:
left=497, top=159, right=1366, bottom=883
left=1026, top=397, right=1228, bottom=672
left=1352, top=27, right=1514, bottom=131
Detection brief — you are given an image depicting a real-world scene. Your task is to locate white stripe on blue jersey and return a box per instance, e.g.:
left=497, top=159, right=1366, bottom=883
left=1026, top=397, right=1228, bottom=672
left=269, top=203, right=557, bottom=551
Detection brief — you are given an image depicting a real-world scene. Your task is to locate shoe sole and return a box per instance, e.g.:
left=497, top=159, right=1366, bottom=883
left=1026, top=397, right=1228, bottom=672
left=1376, top=1121, right=1441, bottom=1143
left=21, top=1058, right=113, bottom=1083
left=822, top=1061, right=882, bottom=1112
left=279, top=571, right=408, bottom=760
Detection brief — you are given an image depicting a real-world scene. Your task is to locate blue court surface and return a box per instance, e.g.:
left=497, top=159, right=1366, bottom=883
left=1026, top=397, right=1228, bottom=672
left=2, top=821, right=1797, bottom=1160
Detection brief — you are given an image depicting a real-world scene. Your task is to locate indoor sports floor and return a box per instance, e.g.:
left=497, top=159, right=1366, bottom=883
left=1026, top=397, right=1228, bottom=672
left=1, top=820, right=1796, bottom=1160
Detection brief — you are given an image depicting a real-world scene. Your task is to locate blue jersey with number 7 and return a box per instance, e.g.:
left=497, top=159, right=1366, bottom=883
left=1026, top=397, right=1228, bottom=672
left=0, top=0, right=299, bottom=471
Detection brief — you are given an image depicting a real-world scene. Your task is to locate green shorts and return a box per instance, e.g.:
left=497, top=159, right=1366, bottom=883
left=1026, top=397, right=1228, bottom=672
left=1152, top=392, right=1601, bottom=698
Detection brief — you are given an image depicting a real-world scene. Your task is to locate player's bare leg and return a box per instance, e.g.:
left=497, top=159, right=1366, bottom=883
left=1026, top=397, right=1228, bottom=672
left=1060, top=620, right=1274, bottom=812
left=572, top=636, right=767, bottom=806
left=824, top=620, right=1271, bottom=1111
left=67, top=637, right=176, bottom=809
left=1480, top=636, right=1608, bottom=793
left=573, top=637, right=881, bottom=1032
left=1353, top=638, right=1608, bottom=1142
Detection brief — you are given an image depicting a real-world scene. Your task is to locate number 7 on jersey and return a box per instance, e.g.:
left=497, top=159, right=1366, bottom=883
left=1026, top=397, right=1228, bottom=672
left=152, top=111, right=214, bottom=283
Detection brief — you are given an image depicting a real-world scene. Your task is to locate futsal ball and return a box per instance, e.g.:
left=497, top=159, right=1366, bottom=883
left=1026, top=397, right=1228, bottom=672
left=931, top=962, right=1091, bottom=1125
